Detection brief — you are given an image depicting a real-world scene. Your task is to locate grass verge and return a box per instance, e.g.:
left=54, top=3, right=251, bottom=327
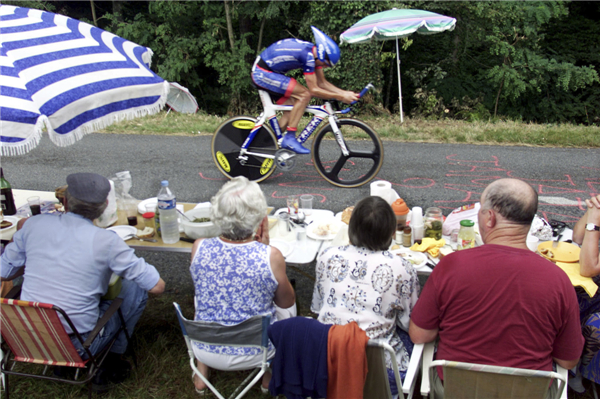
left=98, top=111, right=600, bottom=148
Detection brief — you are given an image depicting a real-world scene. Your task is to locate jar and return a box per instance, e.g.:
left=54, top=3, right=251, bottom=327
left=457, top=219, right=475, bottom=250
left=391, top=198, right=410, bottom=231
left=424, top=207, right=443, bottom=240
left=402, top=226, right=412, bottom=247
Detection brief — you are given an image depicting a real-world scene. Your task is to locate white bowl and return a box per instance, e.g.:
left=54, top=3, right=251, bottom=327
left=181, top=207, right=220, bottom=239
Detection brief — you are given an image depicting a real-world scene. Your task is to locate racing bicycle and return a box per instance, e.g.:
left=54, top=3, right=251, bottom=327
left=211, top=84, right=383, bottom=188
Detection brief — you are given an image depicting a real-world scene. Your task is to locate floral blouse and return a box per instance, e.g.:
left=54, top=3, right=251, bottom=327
left=190, top=237, right=278, bottom=356
left=311, top=245, right=420, bottom=370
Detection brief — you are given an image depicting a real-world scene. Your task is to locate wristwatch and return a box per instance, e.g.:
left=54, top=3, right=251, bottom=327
left=585, top=223, right=600, bottom=232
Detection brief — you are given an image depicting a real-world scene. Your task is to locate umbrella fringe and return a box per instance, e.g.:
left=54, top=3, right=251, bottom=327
left=0, top=118, right=45, bottom=156
left=47, top=81, right=170, bottom=148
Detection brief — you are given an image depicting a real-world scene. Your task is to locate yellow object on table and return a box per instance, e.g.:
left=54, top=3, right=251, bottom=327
left=555, top=262, right=598, bottom=297
left=410, top=238, right=446, bottom=257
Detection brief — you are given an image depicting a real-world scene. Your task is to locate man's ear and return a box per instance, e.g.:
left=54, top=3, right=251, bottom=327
left=480, top=208, right=496, bottom=228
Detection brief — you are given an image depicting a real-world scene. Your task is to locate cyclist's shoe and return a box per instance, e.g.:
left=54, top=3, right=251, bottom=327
left=281, top=133, right=310, bottom=154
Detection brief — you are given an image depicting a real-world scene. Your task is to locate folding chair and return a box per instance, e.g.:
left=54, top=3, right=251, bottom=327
left=173, top=302, right=271, bottom=399
left=0, top=297, right=128, bottom=399
left=421, top=342, right=568, bottom=399
left=363, top=339, right=424, bottom=399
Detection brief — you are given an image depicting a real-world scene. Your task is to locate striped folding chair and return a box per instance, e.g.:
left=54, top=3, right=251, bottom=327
left=173, top=302, right=271, bottom=399
left=0, top=297, right=127, bottom=399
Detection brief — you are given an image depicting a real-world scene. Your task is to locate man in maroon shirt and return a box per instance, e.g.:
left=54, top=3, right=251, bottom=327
left=409, top=178, right=583, bottom=397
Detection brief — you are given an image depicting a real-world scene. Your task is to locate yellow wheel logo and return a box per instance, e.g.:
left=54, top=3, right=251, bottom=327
left=216, top=151, right=230, bottom=172
left=260, top=158, right=273, bottom=175
left=232, top=120, right=255, bottom=130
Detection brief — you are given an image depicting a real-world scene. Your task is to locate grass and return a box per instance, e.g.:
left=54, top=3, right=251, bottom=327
left=98, top=111, right=600, bottom=148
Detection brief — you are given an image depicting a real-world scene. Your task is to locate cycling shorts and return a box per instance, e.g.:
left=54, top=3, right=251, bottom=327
left=251, top=57, right=297, bottom=105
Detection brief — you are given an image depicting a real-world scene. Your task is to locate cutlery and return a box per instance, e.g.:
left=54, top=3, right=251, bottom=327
left=176, top=208, right=193, bottom=222
left=552, top=233, right=563, bottom=248
left=124, top=234, right=157, bottom=243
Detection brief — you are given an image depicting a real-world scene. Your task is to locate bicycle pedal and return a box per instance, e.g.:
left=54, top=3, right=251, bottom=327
left=274, top=149, right=296, bottom=172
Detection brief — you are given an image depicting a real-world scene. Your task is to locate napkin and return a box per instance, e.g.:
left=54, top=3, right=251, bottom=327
left=555, top=262, right=598, bottom=297
left=410, top=238, right=446, bottom=257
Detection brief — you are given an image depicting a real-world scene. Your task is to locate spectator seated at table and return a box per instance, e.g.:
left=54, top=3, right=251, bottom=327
left=189, top=176, right=296, bottom=395
left=311, top=196, right=420, bottom=391
left=569, top=194, right=600, bottom=392
left=0, top=173, right=165, bottom=390
left=409, top=178, right=583, bottom=399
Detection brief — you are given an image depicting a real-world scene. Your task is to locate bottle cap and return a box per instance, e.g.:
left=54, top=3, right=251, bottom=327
left=391, top=198, right=410, bottom=215
left=161, top=180, right=169, bottom=186
left=411, top=206, right=423, bottom=226
left=460, top=219, right=475, bottom=227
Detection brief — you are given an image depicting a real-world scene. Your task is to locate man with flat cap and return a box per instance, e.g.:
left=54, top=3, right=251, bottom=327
left=1, top=172, right=165, bottom=389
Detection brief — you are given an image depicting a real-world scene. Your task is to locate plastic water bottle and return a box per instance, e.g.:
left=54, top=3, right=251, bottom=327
left=157, top=180, right=179, bottom=244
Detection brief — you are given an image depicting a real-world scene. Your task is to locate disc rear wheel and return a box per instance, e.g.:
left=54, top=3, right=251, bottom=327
left=311, top=118, right=383, bottom=188
left=211, top=116, right=278, bottom=183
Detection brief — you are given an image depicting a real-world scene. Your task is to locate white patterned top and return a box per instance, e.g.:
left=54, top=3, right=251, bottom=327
left=311, top=245, right=420, bottom=370
left=190, top=237, right=278, bottom=355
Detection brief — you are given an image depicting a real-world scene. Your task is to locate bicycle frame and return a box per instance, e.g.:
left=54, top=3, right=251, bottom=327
left=240, top=90, right=349, bottom=160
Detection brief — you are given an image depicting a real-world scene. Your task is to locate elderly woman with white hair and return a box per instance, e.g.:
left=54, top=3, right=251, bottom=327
left=189, top=176, right=296, bottom=395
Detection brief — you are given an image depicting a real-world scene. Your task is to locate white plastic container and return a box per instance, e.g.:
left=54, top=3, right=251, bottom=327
left=181, top=207, right=219, bottom=239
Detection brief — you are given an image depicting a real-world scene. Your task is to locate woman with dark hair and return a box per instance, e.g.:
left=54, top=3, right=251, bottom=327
left=311, top=196, right=419, bottom=383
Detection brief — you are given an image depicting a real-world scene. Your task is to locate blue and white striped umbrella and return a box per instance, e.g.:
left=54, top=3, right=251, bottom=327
left=0, top=5, right=169, bottom=156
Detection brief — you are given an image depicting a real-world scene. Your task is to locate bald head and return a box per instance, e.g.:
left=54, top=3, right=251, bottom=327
left=481, top=179, right=537, bottom=226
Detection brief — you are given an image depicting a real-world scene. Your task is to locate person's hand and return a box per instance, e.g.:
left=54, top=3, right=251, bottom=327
left=585, top=195, right=600, bottom=225
left=339, top=91, right=360, bottom=104
left=254, top=216, right=270, bottom=245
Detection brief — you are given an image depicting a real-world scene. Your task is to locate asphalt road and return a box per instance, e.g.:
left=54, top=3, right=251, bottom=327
left=3, top=133, right=599, bottom=307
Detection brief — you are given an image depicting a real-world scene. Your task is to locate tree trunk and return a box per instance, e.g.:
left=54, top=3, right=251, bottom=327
left=90, top=0, right=97, bottom=26
left=257, top=16, right=266, bottom=55
left=494, top=77, right=504, bottom=117
left=385, top=54, right=395, bottom=111
left=224, top=0, right=235, bottom=52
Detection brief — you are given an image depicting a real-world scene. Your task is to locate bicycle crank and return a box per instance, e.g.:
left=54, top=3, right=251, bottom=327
left=274, top=149, right=297, bottom=171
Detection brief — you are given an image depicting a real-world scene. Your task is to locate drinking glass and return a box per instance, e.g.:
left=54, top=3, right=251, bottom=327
left=277, top=212, right=290, bottom=235
left=286, top=195, right=299, bottom=215
left=27, top=196, right=41, bottom=216
left=300, top=194, right=314, bottom=216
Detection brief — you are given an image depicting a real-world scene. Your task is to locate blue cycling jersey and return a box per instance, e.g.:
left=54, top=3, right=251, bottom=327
left=259, top=39, right=316, bottom=74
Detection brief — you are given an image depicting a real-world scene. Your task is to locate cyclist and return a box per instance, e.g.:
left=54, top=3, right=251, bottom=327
left=251, top=26, right=359, bottom=154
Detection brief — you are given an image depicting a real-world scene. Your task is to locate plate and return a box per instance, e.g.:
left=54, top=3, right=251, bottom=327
left=137, top=198, right=158, bottom=215
left=0, top=216, right=18, bottom=231
left=537, top=241, right=580, bottom=263
left=106, top=225, right=137, bottom=240
left=307, top=218, right=342, bottom=240
left=270, top=239, right=293, bottom=258
left=390, top=248, right=427, bottom=268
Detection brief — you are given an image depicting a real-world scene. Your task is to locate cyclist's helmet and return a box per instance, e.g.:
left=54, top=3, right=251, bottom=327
left=311, top=26, right=340, bottom=67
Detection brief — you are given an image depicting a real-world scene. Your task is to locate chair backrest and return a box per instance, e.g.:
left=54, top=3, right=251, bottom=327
left=363, top=341, right=394, bottom=399
left=431, top=360, right=566, bottom=399
left=173, top=302, right=270, bottom=350
left=0, top=298, right=85, bottom=367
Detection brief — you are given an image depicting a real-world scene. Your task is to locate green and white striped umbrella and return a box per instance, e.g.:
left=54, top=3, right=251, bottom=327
left=341, top=9, right=456, bottom=122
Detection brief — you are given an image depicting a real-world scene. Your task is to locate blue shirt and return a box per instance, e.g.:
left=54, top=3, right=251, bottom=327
left=259, top=39, right=316, bottom=74
left=1, top=212, right=160, bottom=334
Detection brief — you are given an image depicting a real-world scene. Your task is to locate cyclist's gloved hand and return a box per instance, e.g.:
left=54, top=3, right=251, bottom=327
left=340, top=91, right=360, bottom=104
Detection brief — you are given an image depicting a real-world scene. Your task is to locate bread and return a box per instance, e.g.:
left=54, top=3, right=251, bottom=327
left=540, top=248, right=554, bottom=258
left=341, top=206, right=354, bottom=225
left=0, top=220, right=13, bottom=229
left=136, top=227, right=155, bottom=238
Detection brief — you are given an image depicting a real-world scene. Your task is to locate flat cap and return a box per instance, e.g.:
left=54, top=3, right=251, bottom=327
left=66, top=173, right=110, bottom=204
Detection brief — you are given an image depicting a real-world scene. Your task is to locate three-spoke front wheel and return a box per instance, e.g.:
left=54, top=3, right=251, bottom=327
left=211, top=116, right=278, bottom=183
left=311, top=118, right=383, bottom=188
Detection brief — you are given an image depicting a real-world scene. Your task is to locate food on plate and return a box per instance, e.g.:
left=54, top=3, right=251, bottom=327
left=341, top=206, right=354, bottom=224
left=395, top=252, right=424, bottom=266
left=540, top=248, right=554, bottom=258
left=268, top=217, right=278, bottom=230
left=1, top=220, right=13, bottom=229
left=314, top=222, right=339, bottom=237
left=136, top=227, right=155, bottom=238
left=54, top=203, right=65, bottom=213
left=391, top=244, right=400, bottom=250
left=192, top=217, right=211, bottom=223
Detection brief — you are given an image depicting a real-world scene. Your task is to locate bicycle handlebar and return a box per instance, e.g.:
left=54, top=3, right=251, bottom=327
left=340, top=83, right=374, bottom=114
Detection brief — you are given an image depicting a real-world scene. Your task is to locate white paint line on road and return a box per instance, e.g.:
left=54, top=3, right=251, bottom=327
left=538, top=196, right=580, bottom=206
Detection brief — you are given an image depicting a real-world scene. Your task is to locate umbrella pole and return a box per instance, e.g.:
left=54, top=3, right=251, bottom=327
left=396, top=37, right=403, bottom=123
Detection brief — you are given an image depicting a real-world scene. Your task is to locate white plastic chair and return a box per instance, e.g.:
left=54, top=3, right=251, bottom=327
left=421, top=342, right=568, bottom=399
left=173, top=303, right=271, bottom=399
left=364, top=339, right=424, bottom=399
